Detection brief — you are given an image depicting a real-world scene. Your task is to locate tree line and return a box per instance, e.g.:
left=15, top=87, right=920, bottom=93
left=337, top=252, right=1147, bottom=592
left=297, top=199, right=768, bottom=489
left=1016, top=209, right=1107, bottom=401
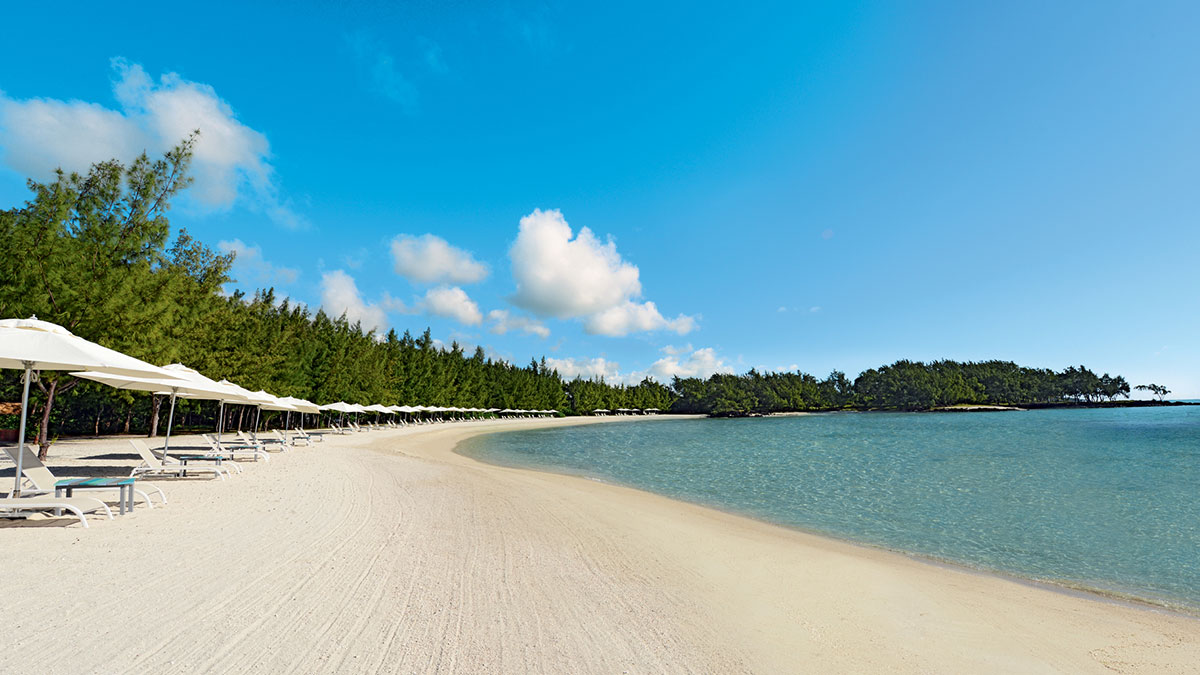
left=0, top=138, right=677, bottom=457
left=0, top=140, right=1151, bottom=457
left=667, top=360, right=1137, bottom=416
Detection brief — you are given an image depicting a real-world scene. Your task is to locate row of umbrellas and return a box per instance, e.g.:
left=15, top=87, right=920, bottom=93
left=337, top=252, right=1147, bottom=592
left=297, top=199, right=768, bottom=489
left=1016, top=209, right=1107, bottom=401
left=320, top=402, right=556, bottom=415
left=1, top=316, right=558, bottom=496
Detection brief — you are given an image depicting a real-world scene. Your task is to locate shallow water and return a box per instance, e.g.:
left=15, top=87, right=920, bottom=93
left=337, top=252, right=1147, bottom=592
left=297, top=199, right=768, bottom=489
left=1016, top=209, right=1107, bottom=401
left=461, top=407, right=1200, bottom=609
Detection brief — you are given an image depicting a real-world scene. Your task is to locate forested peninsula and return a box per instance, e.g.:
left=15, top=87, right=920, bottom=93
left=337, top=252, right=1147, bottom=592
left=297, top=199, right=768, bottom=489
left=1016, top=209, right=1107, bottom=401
left=0, top=141, right=1171, bottom=451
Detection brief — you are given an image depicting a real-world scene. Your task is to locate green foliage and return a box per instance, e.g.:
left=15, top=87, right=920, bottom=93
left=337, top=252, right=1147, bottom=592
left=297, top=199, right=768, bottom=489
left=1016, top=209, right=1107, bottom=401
left=0, top=140, right=1141, bottom=452
left=1135, top=383, right=1170, bottom=401
left=668, top=360, right=1132, bottom=415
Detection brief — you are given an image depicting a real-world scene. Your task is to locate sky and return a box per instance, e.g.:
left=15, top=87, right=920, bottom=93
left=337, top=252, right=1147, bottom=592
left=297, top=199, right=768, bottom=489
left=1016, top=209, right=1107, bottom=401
left=1, top=1, right=1197, bottom=396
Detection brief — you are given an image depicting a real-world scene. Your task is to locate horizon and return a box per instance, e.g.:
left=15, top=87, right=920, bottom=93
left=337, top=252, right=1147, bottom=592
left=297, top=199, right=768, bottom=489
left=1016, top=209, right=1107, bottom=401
left=1, top=2, right=1196, bottom=397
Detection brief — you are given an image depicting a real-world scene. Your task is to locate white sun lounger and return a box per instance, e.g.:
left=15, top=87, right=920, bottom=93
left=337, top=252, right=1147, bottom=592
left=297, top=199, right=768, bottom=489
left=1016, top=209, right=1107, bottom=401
left=129, top=440, right=229, bottom=480
left=273, top=429, right=305, bottom=447
left=3, top=446, right=164, bottom=509
left=238, top=431, right=285, bottom=453
left=295, top=428, right=322, bottom=443
left=0, top=495, right=113, bottom=528
left=201, top=434, right=267, bottom=463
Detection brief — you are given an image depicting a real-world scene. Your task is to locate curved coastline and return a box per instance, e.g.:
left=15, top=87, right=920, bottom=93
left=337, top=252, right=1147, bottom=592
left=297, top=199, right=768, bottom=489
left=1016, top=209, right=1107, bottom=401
left=4, top=417, right=1199, bottom=673
left=452, top=415, right=1200, bottom=618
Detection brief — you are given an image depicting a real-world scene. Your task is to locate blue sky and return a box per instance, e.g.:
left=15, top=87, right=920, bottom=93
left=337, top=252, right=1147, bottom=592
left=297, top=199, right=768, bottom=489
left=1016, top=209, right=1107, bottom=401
left=1, top=1, right=1197, bottom=395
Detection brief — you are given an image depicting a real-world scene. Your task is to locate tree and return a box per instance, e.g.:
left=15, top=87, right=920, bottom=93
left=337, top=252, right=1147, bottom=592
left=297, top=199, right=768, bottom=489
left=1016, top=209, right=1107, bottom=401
left=1135, top=384, right=1170, bottom=401
left=0, top=135, right=200, bottom=458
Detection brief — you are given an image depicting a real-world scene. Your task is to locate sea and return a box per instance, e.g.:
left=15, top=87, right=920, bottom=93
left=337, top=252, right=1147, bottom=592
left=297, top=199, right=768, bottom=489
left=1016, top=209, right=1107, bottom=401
left=461, top=405, right=1200, bottom=611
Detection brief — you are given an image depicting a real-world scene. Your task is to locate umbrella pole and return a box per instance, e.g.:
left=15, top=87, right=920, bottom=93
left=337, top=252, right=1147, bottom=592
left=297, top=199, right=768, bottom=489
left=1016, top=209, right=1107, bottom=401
left=163, top=390, right=178, bottom=459
left=13, top=362, right=33, bottom=497
left=253, top=407, right=261, bottom=442
left=217, top=400, right=225, bottom=448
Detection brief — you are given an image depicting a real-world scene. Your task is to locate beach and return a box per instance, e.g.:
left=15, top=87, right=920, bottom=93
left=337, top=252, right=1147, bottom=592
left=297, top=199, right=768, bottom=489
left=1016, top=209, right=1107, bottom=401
left=3, top=416, right=1199, bottom=674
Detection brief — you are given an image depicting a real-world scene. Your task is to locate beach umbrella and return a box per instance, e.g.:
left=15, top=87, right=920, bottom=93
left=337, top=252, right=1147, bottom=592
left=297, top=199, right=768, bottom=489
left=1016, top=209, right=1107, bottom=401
left=321, top=401, right=355, bottom=426
left=146, top=368, right=257, bottom=451
left=69, top=369, right=232, bottom=456
left=364, top=403, right=392, bottom=423
left=0, top=316, right=186, bottom=496
left=277, top=396, right=320, bottom=430
left=257, top=393, right=301, bottom=434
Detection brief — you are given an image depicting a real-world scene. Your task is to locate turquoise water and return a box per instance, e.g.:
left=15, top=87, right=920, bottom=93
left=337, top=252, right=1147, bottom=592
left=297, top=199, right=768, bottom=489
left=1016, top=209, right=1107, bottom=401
left=461, top=407, right=1200, bottom=610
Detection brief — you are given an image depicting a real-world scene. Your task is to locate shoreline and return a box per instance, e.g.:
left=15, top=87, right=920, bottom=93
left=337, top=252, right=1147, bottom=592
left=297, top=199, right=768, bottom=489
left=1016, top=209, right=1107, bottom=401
left=3, top=417, right=1199, bottom=672
left=452, top=415, right=1199, bottom=618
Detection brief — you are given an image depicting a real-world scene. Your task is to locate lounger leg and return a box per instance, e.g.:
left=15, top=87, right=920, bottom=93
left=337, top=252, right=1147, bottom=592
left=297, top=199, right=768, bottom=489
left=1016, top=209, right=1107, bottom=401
left=63, top=505, right=88, bottom=528
left=133, top=488, right=154, bottom=509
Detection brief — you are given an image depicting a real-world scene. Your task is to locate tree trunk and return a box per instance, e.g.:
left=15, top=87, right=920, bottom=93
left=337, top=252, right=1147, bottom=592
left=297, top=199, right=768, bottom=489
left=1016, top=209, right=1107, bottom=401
left=237, top=406, right=244, bottom=432
left=123, top=405, right=133, bottom=434
left=94, top=408, right=102, bottom=436
left=36, top=379, right=58, bottom=461
left=148, top=395, right=161, bottom=437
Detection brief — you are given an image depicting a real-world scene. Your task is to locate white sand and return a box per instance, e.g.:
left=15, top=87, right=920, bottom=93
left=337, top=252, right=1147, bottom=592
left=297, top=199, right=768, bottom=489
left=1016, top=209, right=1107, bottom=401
left=2, top=416, right=1199, bottom=673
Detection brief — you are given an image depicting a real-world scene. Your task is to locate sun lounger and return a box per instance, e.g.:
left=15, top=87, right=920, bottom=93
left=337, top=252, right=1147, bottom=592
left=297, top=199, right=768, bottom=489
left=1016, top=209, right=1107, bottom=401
left=238, top=431, right=285, bottom=452
left=4, top=446, right=164, bottom=510
left=201, top=434, right=268, bottom=463
left=129, top=440, right=229, bottom=481
left=274, top=429, right=307, bottom=447
left=294, top=428, right=322, bottom=443
left=0, top=495, right=113, bottom=528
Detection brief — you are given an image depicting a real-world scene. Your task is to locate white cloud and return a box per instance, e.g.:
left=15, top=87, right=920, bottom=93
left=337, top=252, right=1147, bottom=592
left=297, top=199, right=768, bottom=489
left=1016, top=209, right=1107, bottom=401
left=510, top=208, right=639, bottom=318
left=0, top=59, right=302, bottom=228
left=545, top=356, right=622, bottom=381
left=660, top=343, right=693, bottom=356
left=487, top=309, right=550, bottom=338
left=642, top=347, right=734, bottom=382
left=320, top=270, right=387, bottom=333
left=584, top=300, right=696, bottom=337
left=508, top=208, right=696, bottom=335
left=420, top=286, right=482, bottom=326
left=380, top=292, right=410, bottom=314
left=391, top=233, right=488, bottom=284
left=218, top=239, right=299, bottom=288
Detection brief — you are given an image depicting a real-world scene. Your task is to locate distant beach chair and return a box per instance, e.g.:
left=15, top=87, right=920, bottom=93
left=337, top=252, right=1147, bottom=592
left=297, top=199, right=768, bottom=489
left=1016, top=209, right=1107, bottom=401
left=4, top=446, right=164, bottom=509
left=0, top=494, right=113, bottom=528
left=129, top=440, right=229, bottom=481
left=200, top=434, right=265, bottom=464
left=238, top=431, right=286, bottom=453
left=295, top=428, right=323, bottom=443
left=276, top=429, right=308, bottom=447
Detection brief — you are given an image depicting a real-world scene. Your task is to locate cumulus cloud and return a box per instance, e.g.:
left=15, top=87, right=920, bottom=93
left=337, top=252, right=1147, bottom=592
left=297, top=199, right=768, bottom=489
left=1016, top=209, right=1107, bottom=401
left=660, top=343, right=693, bottom=356
left=218, top=239, right=299, bottom=288
left=487, top=309, right=550, bottom=338
left=584, top=300, right=696, bottom=337
left=320, top=270, right=387, bottom=333
left=508, top=208, right=696, bottom=336
left=391, top=233, right=488, bottom=284
left=510, top=208, right=639, bottom=318
left=545, top=356, right=622, bottom=381
left=0, top=59, right=302, bottom=228
left=419, top=286, right=482, bottom=326
left=642, top=347, right=734, bottom=381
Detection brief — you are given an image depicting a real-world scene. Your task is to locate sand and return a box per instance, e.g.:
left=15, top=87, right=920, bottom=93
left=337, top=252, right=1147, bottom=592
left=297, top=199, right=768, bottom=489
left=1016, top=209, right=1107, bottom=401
left=2, top=416, right=1199, bottom=674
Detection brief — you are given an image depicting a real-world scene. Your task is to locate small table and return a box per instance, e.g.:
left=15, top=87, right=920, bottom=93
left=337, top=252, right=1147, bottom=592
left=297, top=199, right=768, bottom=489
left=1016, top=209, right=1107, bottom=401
left=177, top=455, right=228, bottom=477
left=55, top=477, right=135, bottom=515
